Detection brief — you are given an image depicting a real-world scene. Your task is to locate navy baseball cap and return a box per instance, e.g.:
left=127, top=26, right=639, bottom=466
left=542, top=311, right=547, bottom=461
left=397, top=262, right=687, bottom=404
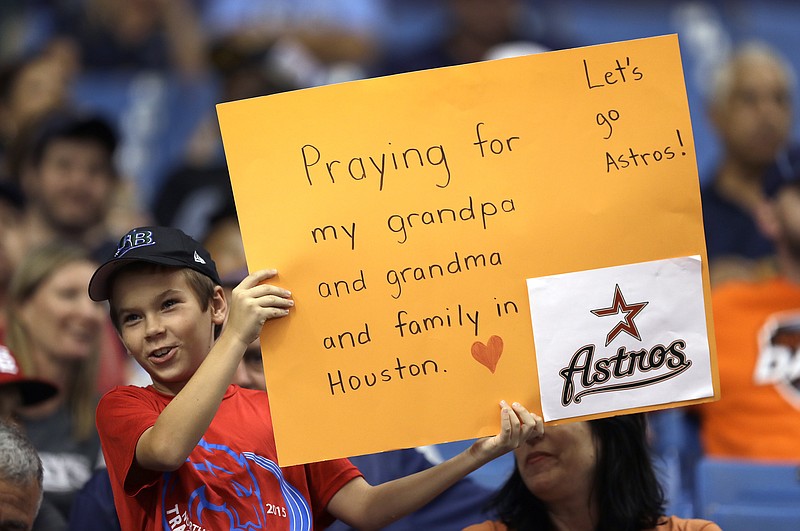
left=88, top=226, right=221, bottom=301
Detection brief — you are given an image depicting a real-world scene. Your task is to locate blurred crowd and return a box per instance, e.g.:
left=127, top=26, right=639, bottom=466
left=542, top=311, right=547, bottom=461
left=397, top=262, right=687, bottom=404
left=0, top=1, right=798, bottom=530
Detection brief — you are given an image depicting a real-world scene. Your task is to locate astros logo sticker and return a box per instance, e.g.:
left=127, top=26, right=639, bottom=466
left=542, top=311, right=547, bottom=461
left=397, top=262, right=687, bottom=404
left=527, top=256, right=714, bottom=421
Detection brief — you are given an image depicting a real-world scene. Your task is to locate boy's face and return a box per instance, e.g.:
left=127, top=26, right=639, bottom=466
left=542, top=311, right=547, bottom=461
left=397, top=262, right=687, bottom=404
left=111, top=268, right=226, bottom=396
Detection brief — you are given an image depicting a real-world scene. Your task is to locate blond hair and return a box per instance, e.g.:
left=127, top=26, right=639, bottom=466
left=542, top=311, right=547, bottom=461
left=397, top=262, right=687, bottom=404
left=6, top=242, right=100, bottom=442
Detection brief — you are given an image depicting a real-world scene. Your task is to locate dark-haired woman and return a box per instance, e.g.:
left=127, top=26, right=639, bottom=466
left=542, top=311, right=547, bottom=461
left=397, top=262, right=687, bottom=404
left=464, top=414, right=719, bottom=531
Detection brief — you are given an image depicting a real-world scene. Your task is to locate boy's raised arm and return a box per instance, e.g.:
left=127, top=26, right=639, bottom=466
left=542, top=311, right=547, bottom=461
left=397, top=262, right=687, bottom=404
left=135, top=269, right=293, bottom=471
left=326, top=401, right=543, bottom=531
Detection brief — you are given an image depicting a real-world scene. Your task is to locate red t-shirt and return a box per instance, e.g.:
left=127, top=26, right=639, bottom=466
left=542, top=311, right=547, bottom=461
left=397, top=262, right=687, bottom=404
left=697, top=277, right=800, bottom=461
left=97, top=384, right=361, bottom=531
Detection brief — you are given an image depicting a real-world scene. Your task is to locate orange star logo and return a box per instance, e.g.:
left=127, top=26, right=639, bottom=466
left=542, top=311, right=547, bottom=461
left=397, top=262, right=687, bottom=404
left=591, top=284, right=649, bottom=346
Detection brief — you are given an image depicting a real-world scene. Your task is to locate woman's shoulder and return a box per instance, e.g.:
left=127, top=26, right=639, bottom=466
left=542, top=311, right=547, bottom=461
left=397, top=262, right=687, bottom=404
left=463, top=516, right=721, bottom=531
left=655, top=515, right=722, bottom=531
left=462, top=521, right=508, bottom=531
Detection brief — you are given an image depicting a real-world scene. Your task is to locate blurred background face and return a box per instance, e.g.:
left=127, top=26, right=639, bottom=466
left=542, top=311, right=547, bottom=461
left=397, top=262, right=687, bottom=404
left=513, top=421, right=597, bottom=503
left=204, top=218, right=247, bottom=280
left=8, top=55, right=69, bottom=128
left=233, top=340, right=266, bottom=391
left=221, top=282, right=266, bottom=392
left=32, top=139, right=115, bottom=234
left=714, top=56, right=793, bottom=166
left=18, top=259, right=105, bottom=361
left=0, top=476, right=39, bottom=531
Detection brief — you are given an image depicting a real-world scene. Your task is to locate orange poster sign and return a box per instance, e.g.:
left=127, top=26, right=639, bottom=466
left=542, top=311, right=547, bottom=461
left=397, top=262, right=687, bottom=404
left=217, top=35, right=718, bottom=466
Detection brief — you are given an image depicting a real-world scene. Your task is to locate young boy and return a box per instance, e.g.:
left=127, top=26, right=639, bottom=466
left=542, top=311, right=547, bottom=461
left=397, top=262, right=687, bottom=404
left=88, top=226, right=542, bottom=531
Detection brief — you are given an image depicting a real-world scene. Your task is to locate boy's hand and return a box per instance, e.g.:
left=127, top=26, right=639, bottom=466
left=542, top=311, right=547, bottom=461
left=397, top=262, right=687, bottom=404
left=469, top=401, right=544, bottom=462
left=226, top=269, right=293, bottom=345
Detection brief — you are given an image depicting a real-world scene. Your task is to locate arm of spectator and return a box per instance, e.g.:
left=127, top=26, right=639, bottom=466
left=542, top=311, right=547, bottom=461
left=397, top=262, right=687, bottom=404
left=158, top=0, right=209, bottom=78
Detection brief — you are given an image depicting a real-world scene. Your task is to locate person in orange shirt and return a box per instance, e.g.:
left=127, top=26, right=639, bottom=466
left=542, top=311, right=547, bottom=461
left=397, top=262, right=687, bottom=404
left=697, top=165, right=800, bottom=461
left=464, top=414, right=719, bottom=531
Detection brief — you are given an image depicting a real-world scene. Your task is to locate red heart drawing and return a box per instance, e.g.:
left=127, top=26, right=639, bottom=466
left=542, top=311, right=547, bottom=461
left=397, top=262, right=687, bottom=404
left=471, top=335, right=504, bottom=373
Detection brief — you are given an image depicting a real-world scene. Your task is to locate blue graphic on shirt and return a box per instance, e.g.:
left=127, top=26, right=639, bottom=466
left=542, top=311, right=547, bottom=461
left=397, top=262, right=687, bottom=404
left=160, top=438, right=312, bottom=531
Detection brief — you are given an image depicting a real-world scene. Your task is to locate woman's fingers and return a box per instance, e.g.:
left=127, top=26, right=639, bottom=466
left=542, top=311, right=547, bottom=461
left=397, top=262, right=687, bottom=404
left=496, top=401, right=544, bottom=450
left=500, top=400, right=521, bottom=445
left=469, top=402, right=545, bottom=464
left=511, top=402, right=544, bottom=441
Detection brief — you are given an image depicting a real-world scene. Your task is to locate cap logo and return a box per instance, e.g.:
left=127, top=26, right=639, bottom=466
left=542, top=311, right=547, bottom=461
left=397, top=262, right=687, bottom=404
left=0, top=346, right=19, bottom=375
left=115, top=230, right=155, bottom=258
left=194, top=251, right=206, bottom=264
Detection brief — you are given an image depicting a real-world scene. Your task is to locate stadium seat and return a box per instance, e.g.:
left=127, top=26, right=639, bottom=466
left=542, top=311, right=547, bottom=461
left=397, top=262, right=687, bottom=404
left=695, top=457, right=800, bottom=531
left=704, top=504, right=800, bottom=530
left=648, top=409, right=702, bottom=518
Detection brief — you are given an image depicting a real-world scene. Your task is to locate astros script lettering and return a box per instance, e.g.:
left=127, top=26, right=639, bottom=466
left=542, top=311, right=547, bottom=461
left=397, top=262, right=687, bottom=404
left=559, top=339, right=691, bottom=407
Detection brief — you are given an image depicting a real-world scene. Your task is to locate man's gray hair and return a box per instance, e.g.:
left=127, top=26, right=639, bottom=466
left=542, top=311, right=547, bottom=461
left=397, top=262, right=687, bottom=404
left=708, top=40, right=797, bottom=104
left=0, top=420, right=44, bottom=510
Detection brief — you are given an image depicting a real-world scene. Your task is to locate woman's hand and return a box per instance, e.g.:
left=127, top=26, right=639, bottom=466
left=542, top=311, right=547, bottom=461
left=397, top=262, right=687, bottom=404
left=469, top=401, right=544, bottom=462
